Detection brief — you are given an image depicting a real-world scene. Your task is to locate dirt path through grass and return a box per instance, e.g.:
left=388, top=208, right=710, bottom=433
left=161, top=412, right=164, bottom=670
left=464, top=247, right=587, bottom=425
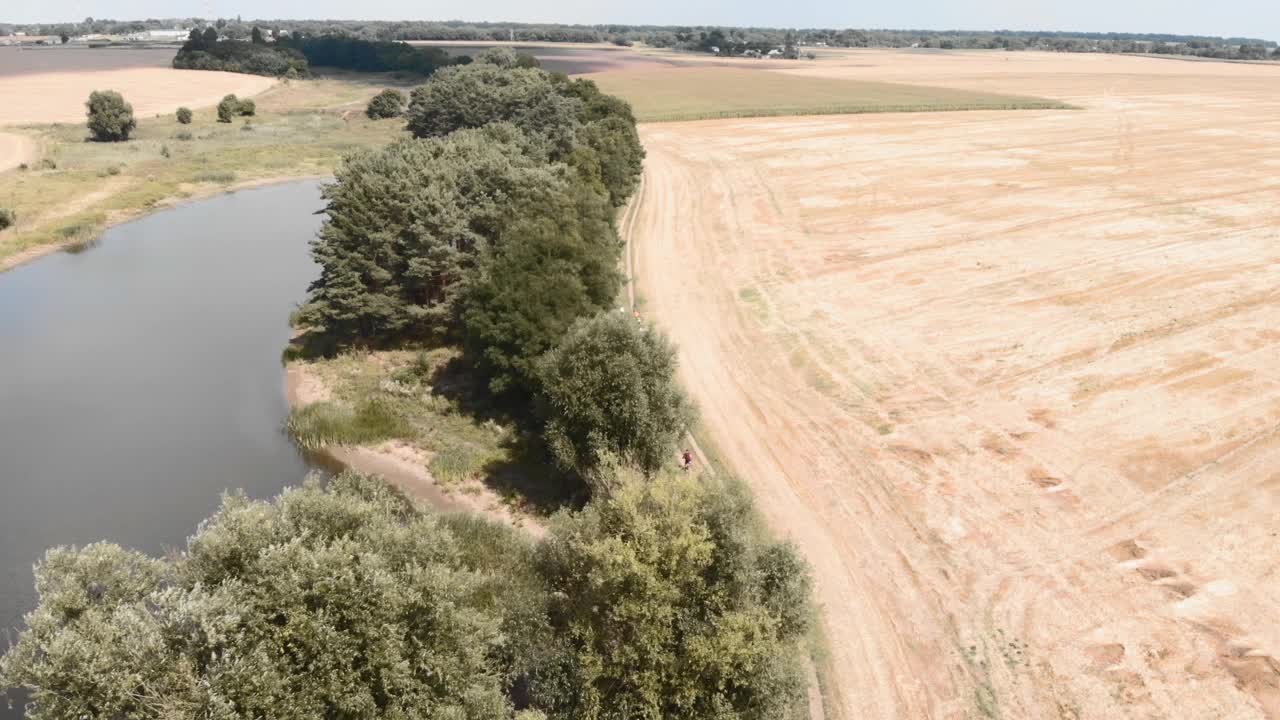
left=0, top=132, right=36, bottom=173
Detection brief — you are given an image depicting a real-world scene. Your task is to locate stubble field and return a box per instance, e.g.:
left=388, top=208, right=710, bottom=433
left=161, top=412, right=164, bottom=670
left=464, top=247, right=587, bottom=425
left=629, top=50, right=1280, bottom=719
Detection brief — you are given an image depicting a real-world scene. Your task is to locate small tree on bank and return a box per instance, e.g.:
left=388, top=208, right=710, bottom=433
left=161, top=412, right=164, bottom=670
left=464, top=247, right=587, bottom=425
left=365, top=88, right=406, bottom=119
left=537, top=312, right=693, bottom=479
left=238, top=97, right=256, bottom=116
left=175, top=106, right=192, bottom=124
left=85, top=90, right=136, bottom=142
left=0, top=207, right=15, bottom=230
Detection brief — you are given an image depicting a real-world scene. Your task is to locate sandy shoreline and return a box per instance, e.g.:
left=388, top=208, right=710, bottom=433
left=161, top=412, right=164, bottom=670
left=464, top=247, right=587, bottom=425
left=283, top=361, right=546, bottom=536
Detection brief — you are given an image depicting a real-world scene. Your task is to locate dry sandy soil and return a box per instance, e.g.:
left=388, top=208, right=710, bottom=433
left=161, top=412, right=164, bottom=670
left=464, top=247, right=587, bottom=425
left=630, top=50, right=1280, bottom=720
left=0, top=67, right=275, bottom=126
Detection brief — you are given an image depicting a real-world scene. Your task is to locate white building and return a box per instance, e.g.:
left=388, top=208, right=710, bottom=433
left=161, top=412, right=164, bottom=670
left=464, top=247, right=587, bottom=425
left=128, top=29, right=190, bottom=42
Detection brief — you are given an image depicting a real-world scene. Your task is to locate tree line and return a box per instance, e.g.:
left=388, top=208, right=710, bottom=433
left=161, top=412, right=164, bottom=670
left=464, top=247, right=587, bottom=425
left=7, top=17, right=1277, bottom=61
left=172, top=30, right=471, bottom=77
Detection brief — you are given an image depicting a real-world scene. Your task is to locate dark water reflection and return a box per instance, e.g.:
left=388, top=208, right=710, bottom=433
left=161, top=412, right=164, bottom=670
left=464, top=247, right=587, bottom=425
left=0, top=181, right=325, bottom=717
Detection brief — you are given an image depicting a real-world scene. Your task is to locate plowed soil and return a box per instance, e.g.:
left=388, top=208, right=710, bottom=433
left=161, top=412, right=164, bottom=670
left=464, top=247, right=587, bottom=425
left=629, top=50, right=1280, bottom=720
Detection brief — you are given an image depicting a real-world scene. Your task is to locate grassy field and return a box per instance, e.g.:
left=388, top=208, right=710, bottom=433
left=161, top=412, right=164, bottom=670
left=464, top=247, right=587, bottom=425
left=0, top=72, right=412, bottom=270
left=588, top=66, right=1072, bottom=122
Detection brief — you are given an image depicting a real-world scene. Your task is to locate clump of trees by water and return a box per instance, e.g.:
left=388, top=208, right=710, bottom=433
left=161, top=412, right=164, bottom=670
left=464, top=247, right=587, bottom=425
left=85, top=90, right=136, bottom=142
left=300, top=50, right=665, bottom=487
left=0, top=35, right=820, bottom=720
left=0, top=471, right=813, bottom=720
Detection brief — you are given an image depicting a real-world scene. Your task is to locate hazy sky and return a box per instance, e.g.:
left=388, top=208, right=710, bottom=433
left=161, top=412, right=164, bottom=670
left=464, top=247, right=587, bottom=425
left=6, top=0, right=1278, bottom=42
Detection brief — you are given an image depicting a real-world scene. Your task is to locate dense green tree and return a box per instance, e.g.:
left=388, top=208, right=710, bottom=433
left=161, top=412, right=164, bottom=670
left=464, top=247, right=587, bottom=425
left=462, top=206, right=622, bottom=397
left=298, top=125, right=571, bottom=344
left=85, top=90, right=136, bottom=142
left=573, top=114, right=644, bottom=207
left=404, top=64, right=642, bottom=207
left=216, top=94, right=237, bottom=122
left=0, top=473, right=524, bottom=720
left=405, top=64, right=583, bottom=155
left=251, top=25, right=264, bottom=44
left=175, top=106, right=192, bottom=124
left=530, top=471, right=814, bottom=720
left=536, top=312, right=693, bottom=477
left=365, top=87, right=407, bottom=118
left=202, top=26, right=218, bottom=47
left=237, top=97, right=255, bottom=116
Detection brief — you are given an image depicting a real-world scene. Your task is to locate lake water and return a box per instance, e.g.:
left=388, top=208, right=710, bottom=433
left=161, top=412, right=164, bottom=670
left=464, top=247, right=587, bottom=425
left=0, top=181, right=325, bottom=717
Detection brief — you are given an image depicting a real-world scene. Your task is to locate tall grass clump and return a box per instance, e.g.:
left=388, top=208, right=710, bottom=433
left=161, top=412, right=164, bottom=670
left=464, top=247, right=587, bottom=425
left=286, top=397, right=412, bottom=449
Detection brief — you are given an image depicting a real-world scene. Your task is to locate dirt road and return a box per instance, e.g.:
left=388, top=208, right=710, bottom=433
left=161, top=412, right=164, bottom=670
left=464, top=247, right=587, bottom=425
left=0, top=132, right=36, bottom=173
left=629, top=51, right=1280, bottom=719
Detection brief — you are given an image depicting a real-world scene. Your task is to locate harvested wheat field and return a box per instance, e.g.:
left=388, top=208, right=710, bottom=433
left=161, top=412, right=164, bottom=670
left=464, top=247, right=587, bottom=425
left=629, top=51, right=1280, bottom=719
left=0, top=67, right=275, bottom=126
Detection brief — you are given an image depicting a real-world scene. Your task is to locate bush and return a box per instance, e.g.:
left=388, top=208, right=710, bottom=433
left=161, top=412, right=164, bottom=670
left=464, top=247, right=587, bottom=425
left=0, top=207, right=15, bottom=230
left=365, top=88, right=406, bottom=119
left=85, top=90, right=136, bottom=142
left=529, top=471, right=814, bottom=720
left=174, top=130, right=193, bottom=141
left=237, top=97, right=255, bottom=116
left=216, top=94, right=238, bottom=122
left=0, top=474, right=522, bottom=719
left=537, top=312, right=693, bottom=479
left=175, top=106, right=192, bottom=124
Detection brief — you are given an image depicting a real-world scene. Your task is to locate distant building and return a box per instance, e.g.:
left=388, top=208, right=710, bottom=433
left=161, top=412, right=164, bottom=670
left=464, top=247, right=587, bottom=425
left=127, top=29, right=189, bottom=42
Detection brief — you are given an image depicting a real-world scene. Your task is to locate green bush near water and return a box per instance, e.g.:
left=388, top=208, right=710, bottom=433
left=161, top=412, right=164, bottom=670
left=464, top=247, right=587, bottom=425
left=0, top=470, right=814, bottom=720
left=0, top=207, right=15, bottom=230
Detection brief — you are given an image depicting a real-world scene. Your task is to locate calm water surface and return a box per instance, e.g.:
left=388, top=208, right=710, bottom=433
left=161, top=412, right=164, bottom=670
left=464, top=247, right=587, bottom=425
left=0, top=182, right=325, bottom=716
